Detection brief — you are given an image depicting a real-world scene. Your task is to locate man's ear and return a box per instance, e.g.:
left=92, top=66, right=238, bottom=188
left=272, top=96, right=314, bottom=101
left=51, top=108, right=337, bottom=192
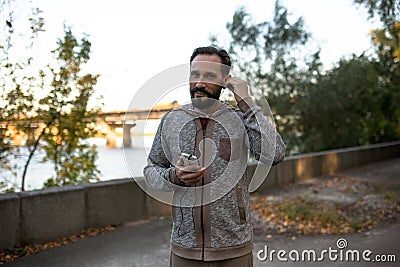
left=222, top=74, right=231, bottom=88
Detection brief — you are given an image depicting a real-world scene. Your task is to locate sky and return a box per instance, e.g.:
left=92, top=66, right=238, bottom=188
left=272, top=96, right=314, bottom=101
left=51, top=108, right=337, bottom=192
left=4, top=0, right=380, bottom=111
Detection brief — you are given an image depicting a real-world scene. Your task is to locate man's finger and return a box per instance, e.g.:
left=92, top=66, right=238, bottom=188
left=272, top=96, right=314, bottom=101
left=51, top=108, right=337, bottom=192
left=180, top=173, right=204, bottom=185
left=184, top=165, right=203, bottom=172
left=180, top=170, right=203, bottom=180
left=176, top=156, right=184, bottom=167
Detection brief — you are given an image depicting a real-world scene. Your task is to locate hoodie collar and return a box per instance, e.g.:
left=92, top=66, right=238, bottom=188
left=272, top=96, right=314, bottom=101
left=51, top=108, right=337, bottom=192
left=177, top=101, right=235, bottom=119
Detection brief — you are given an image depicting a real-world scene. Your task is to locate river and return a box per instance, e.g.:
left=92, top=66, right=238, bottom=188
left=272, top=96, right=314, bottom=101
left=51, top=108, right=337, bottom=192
left=1, top=136, right=154, bottom=192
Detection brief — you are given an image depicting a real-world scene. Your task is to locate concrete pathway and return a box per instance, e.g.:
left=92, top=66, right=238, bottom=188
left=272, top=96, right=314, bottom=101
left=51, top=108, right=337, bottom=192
left=4, top=158, right=400, bottom=267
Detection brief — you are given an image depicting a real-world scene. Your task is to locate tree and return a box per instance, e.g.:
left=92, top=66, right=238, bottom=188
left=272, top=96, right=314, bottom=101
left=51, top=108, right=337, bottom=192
left=212, top=0, right=399, bottom=155
left=211, top=0, right=322, bottom=154
left=354, top=0, right=400, bottom=29
left=1, top=0, right=102, bottom=192
left=300, top=55, right=378, bottom=152
left=0, top=1, right=45, bottom=192
left=40, top=26, right=101, bottom=187
left=354, top=0, right=400, bottom=142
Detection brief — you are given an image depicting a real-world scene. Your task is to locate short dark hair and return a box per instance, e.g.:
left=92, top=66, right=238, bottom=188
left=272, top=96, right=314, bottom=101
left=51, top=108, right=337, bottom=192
left=190, top=46, right=231, bottom=75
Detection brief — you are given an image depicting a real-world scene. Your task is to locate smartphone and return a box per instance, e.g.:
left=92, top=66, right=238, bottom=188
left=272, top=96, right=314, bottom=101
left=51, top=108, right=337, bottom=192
left=181, top=153, right=200, bottom=166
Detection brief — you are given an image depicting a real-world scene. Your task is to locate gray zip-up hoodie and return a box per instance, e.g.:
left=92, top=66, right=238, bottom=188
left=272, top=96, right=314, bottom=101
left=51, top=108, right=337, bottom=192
left=143, top=97, right=285, bottom=261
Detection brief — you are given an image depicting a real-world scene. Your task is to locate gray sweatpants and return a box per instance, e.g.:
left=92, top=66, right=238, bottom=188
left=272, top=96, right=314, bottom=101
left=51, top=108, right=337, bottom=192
left=170, top=252, right=253, bottom=267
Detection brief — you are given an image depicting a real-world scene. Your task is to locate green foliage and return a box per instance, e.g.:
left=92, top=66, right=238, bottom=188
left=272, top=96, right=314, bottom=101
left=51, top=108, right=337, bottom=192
left=43, top=145, right=100, bottom=187
left=0, top=180, right=15, bottom=193
left=354, top=0, right=400, bottom=29
left=300, top=0, right=400, bottom=151
left=40, top=26, right=101, bottom=187
left=214, top=0, right=322, bottom=154
left=1, top=0, right=101, bottom=192
left=354, top=0, right=400, bottom=142
left=213, top=0, right=400, bottom=155
left=300, top=55, right=379, bottom=152
left=0, top=1, right=44, bottom=192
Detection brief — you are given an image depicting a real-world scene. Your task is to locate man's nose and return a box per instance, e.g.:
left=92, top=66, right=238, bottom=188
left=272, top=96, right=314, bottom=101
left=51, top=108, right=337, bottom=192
left=194, top=79, right=206, bottom=88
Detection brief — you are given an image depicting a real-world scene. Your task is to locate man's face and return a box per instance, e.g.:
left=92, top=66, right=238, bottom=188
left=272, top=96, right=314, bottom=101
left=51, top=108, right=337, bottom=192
left=189, top=54, right=226, bottom=109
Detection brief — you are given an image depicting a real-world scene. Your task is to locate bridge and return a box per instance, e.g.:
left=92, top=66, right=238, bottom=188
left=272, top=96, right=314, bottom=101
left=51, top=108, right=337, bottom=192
left=1, top=102, right=180, bottom=148
left=97, top=102, right=180, bottom=147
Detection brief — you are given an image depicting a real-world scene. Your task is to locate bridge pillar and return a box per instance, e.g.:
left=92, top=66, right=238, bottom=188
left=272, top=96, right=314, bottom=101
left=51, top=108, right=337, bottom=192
left=123, top=123, right=136, bottom=147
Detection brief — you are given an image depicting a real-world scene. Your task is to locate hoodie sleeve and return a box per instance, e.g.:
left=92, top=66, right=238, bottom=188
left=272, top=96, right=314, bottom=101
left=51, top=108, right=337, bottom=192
left=143, top=115, right=185, bottom=191
left=237, top=97, right=285, bottom=165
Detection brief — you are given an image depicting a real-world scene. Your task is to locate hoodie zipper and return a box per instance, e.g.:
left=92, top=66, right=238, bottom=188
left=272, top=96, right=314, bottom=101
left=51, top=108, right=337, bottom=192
left=200, top=126, right=206, bottom=260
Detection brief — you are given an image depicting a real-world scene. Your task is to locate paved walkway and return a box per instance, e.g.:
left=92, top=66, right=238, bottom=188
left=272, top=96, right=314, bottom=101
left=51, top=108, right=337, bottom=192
left=4, top=158, right=400, bottom=267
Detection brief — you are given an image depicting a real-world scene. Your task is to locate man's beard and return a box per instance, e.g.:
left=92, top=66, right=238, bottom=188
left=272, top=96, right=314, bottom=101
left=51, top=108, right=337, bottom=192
left=190, top=86, right=222, bottom=109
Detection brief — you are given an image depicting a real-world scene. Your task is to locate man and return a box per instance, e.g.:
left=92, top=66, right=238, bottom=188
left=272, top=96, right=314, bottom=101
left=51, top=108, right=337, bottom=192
left=144, top=46, right=285, bottom=266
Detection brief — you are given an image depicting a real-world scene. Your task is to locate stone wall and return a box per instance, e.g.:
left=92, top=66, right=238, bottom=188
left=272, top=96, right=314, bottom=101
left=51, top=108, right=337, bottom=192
left=1, top=141, right=399, bottom=251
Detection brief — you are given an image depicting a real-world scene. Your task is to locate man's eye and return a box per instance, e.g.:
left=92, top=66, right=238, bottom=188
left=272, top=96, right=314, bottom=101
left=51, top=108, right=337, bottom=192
left=190, top=72, right=200, bottom=78
left=205, top=73, right=216, bottom=79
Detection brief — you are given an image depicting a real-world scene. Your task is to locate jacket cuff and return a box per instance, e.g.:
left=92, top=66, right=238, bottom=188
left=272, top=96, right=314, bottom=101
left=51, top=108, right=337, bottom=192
left=169, top=167, right=186, bottom=186
left=237, top=97, right=256, bottom=114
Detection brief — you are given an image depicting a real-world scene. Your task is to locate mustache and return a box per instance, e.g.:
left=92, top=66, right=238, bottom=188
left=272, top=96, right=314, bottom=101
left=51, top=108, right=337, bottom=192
left=190, top=87, right=214, bottom=98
